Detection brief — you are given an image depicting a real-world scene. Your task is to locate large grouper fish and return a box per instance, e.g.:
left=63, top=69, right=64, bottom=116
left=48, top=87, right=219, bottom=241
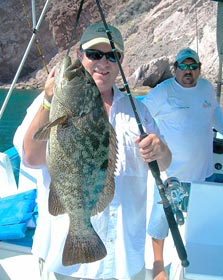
left=33, top=56, right=117, bottom=266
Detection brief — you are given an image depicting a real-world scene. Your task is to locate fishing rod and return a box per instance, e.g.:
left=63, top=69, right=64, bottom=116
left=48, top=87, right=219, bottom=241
left=95, top=0, right=189, bottom=268
left=0, top=0, right=51, bottom=120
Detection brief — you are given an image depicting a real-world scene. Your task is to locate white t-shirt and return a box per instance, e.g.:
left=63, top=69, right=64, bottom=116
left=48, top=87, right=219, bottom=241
left=14, top=85, right=162, bottom=279
left=143, top=77, right=223, bottom=182
left=143, top=77, right=223, bottom=269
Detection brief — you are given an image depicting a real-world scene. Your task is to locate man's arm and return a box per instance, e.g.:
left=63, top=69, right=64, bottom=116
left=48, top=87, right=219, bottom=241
left=23, top=67, right=55, bottom=166
left=136, top=134, right=172, bottom=172
left=152, top=238, right=168, bottom=280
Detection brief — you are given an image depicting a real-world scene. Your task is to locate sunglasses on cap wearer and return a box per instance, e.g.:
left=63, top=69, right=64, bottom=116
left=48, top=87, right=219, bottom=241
left=81, top=49, right=121, bottom=63
left=177, top=63, right=200, bottom=71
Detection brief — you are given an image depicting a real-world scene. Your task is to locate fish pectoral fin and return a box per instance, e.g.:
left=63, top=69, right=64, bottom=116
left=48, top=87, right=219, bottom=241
left=33, top=122, right=51, bottom=141
left=49, top=115, right=68, bottom=127
left=33, top=115, right=68, bottom=141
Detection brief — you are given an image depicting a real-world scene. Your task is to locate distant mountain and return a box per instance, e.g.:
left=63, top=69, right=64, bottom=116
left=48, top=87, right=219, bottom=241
left=0, top=0, right=221, bottom=91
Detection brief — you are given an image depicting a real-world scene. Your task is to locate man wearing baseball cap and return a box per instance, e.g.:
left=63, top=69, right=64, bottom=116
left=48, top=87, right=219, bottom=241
left=175, top=47, right=200, bottom=64
left=14, top=21, right=172, bottom=280
left=80, top=22, right=124, bottom=53
left=143, top=47, right=223, bottom=279
left=172, top=47, right=201, bottom=88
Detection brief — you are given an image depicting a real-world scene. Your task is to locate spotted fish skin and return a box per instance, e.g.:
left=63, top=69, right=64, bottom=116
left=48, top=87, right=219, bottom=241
left=34, top=56, right=117, bottom=266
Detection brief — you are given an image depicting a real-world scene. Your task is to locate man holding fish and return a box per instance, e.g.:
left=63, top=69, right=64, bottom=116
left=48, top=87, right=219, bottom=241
left=14, top=22, right=171, bottom=280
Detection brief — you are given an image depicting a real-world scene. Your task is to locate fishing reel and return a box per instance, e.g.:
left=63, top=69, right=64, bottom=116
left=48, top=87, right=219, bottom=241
left=163, top=177, right=189, bottom=225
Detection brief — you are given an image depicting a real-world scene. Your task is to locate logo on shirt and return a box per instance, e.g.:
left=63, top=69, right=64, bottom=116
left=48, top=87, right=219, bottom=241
left=177, top=106, right=190, bottom=109
left=203, top=100, right=211, bottom=108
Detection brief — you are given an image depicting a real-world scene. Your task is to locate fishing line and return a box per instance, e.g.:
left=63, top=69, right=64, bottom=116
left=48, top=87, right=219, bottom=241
left=66, top=0, right=85, bottom=57
left=95, top=0, right=189, bottom=267
left=95, top=1, right=144, bottom=135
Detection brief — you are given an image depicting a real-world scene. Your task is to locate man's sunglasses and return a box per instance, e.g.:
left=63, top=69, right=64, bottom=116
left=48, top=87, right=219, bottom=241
left=82, top=49, right=121, bottom=63
left=177, top=63, right=200, bottom=71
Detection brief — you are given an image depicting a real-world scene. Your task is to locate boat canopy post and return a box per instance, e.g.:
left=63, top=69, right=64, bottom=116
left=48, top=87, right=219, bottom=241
left=31, top=0, right=37, bottom=29
left=216, top=1, right=223, bottom=103
left=0, top=0, right=51, bottom=120
left=212, top=0, right=223, bottom=103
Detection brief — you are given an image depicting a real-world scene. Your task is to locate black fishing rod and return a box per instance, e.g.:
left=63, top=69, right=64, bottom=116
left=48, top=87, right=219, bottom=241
left=95, top=0, right=189, bottom=268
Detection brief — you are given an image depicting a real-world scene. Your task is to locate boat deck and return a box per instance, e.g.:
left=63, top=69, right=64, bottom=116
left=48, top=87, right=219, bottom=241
left=1, top=143, right=223, bottom=280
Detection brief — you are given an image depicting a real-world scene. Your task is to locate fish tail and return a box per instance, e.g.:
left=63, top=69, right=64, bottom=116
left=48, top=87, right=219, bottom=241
left=62, top=226, right=107, bottom=266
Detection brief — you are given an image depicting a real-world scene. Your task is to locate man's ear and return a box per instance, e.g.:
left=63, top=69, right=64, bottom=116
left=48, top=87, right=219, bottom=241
left=119, top=53, right=124, bottom=63
left=77, top=49, right=83, bottom=62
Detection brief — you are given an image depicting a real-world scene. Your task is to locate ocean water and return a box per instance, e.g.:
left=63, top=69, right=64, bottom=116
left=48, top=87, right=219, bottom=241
left=0, top=89, right=41, bottom=152
left=0, top=88, right=146, bottom=153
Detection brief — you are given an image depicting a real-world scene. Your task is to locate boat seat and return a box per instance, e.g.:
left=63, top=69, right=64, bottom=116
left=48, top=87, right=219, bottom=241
left=213, top=136, right=223, bottom=177
left=0, top=152, right=18, bottom=197
left=3, top=147, right=38, bottom=193
left=17, top=163, right=38, bottom=192
left=183, top=181, right=223, bottom=279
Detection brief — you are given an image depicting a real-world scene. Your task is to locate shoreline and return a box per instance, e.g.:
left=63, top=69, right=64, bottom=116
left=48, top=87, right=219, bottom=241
left=0, top=85, right=150, bottom=96
left=0, top=85, right=44, bottom=90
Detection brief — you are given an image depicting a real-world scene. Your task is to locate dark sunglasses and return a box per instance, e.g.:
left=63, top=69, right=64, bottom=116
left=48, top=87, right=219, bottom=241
left=82, top=49, right=121, bottom=63
left=177, top=63, right=200, bottom=71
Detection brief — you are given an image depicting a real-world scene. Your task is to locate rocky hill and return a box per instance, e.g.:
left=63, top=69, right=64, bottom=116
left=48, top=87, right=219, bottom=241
left=0, top=0, right=221, bottom=92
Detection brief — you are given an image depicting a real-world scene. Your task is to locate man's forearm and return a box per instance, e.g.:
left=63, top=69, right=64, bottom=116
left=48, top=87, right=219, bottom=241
left=23, top=104, right=50, bottom=166
left=157, top=142, right=172, bottom=172
left=152, top=238, right=168, bottom=279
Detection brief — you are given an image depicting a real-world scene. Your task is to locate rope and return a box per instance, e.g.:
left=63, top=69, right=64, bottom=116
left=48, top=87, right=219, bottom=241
left=20, top=0, right=49, bottom=74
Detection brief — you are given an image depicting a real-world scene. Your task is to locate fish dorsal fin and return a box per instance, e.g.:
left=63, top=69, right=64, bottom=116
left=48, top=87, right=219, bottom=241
left=33, top=115, right=68, bottom=141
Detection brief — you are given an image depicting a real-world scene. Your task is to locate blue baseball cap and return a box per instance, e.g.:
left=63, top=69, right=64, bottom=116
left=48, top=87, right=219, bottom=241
left=176, top=48, right=200, bottom=63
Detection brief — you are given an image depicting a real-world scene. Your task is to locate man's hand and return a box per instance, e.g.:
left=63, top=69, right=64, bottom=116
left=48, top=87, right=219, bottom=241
left=44, top=66, right=56, bottom=103
left=135, top=134, right=172, bottom=171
